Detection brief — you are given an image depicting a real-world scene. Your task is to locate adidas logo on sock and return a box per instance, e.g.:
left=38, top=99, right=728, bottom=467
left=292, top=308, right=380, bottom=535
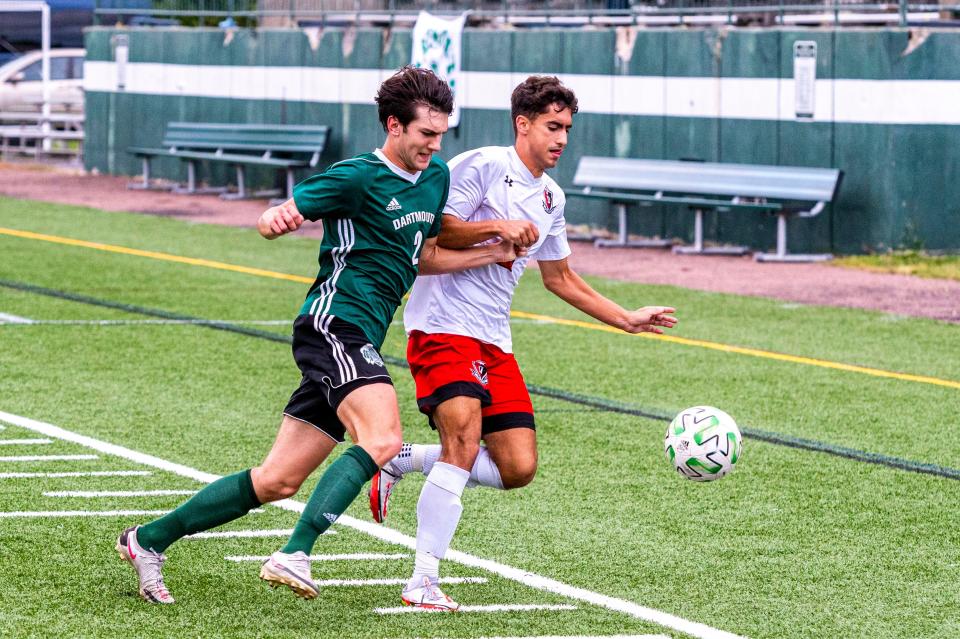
left=323, top=512, right=339, bottom=524
left=386, top=198, right=402, bottom=212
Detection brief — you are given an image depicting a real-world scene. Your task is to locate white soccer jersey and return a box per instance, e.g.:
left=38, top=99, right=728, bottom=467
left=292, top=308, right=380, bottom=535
left=404, top=145, right=571, bottom=353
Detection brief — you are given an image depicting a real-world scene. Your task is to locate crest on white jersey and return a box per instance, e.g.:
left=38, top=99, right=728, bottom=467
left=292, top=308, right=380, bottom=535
left=361, top=344, right=385, bottom=367
left=470, top=360, right=488, bottom=386
left=542, top=187, right=557, bottom=214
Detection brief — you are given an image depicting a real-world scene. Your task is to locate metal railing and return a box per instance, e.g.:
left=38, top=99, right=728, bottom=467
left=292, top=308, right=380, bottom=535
left=0, top=108, right=84, bottom=161
left=92, top=0, right=960, bottom=27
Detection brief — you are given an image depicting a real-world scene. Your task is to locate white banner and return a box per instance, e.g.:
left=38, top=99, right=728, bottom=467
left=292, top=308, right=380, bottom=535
left=793, top=40, right=817, bottom=120
left=411, top=11, right=467, bottom=127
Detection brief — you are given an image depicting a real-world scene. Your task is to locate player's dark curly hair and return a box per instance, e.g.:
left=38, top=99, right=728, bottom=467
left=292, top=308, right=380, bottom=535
left=511, top=76, right=579, bottom=134
left=375, top=66, right=454, bottom=131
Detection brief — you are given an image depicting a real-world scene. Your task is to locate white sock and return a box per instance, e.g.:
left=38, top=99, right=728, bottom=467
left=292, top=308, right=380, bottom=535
left=388, top=442, right=426, bottom=476
left=408, top=462, right=469, bottom=589
left=467, top=446, right=504, bottom=489
left=418, top=444, right=503, bottom=489
left=420, top=444, right=441, bottom=476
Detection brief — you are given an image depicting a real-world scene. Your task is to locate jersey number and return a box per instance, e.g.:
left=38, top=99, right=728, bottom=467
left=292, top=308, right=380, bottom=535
left=411, top=230, right=423, bottom=265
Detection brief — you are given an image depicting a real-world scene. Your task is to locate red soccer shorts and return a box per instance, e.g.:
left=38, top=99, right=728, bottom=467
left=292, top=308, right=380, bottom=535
left=406, top=331, right=535, bottom=433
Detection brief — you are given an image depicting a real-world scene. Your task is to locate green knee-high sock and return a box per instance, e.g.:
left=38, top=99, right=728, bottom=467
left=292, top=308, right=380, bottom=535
left=282, top=446, right=378, bottom=555
left=136, top=469, right=261, bottom=553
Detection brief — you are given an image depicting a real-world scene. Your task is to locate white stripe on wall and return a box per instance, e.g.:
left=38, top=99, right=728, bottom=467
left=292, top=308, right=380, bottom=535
left=83, top=61, right=960, bottom=125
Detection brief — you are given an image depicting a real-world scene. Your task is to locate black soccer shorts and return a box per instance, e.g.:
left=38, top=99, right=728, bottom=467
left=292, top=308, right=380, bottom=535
left=283, top=315, right=393, bottom=442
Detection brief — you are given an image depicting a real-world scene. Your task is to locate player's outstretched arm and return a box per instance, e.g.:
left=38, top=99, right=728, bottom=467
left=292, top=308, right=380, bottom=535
left=437, top=214, right=539, bottom=249
left=258, top=198, right=305, bottom=240
left=418, top=236, right=526, bottom=275
left=539, top=258, right=677, bottom=334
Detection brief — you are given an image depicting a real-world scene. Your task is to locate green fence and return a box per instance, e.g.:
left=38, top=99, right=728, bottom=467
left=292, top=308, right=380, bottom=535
left=84, top=26, right=960, bottom=254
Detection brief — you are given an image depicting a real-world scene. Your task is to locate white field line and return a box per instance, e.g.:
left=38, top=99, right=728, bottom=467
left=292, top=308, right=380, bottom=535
left=185, top=528, right=337, bottom=538
left=377, top=603, right=579, bottom=615
left=435, top=636, right=671, bottom=639
left=0, top=312, right=33, bottom=323
left=0, top=470, right=152, bottom=479
left=314, top=576, right=487, bottom=587
left=43, top=490, right=197, bottom=497
left=0, top=454, right=98, bottom=462
left=0, top=319, right=291, bottom=326
left=0, top=410, right=748, bottom=639
left=0, top=508, right=264, bottom=518
left=0, top=509, right=172, bottom=518
left=0, top=438, right=52, bottom=445
left=226, top=553, right=409, bottom=562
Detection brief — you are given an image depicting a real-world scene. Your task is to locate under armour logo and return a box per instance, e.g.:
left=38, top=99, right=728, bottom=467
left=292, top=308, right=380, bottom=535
left=504, top=175, right=514, bottom=187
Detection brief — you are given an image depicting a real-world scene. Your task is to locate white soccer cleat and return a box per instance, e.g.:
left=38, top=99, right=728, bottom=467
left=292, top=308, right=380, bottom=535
left=401, top=576, right=460, bottom=611
left=116, top=525, right=175, bottom=604
left=368, top=460, right=403, bottom=523
left=259, top=550, right=318, bottom=599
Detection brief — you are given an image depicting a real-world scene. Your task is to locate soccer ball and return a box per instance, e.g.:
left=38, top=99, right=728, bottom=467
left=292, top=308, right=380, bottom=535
left=664, top=406, right=742, bottom=481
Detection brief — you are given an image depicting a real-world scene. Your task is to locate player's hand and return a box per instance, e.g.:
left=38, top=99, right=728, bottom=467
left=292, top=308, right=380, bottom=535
left=621, top=306, right=677, bottom=334
left=489, top=239, right=526, bottom=263
left=258, top=200, right=304, bottom=239
left=496, top=220, right=539, bottom=248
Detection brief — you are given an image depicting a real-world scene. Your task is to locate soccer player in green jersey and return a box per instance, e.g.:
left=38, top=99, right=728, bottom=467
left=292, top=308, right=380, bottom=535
left=116, top=66, right=523, bottom=605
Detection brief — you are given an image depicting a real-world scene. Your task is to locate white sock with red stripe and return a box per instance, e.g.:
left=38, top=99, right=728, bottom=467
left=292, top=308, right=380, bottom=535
left=408, top=462, right=470, bottom=590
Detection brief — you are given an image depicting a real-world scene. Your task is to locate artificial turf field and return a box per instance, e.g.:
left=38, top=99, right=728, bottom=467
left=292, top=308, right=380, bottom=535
left=0, top=196, right=958, bottom=639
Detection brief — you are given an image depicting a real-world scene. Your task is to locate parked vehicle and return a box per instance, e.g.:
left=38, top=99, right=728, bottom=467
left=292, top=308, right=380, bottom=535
left=0, top=48, right=84, bottom=113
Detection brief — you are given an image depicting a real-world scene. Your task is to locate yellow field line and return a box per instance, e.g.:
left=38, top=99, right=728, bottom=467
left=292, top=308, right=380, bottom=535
left=0, top=227, right=314, bottom=284
left=511, top=310, right=960, bottom=390
left=4, top=226, right=958, bottom=391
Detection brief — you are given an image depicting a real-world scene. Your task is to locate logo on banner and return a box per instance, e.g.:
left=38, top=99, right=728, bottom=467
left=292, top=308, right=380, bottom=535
left=412, top=11, right=466, bottom=127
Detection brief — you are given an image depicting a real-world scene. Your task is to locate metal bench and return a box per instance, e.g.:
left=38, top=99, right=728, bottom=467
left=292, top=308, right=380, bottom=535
left=128, top=122, right=331, bottom=200
left=571, top=156, right=843, bottom=262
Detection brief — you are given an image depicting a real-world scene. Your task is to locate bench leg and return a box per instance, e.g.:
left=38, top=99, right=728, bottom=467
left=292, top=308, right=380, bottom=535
left=128, top=156, right=177, bottom=191
left=754, top=213, right=833, bottom=262
left=222, top=165, right=281, bottom=201
left=594, top=202, right=671, bottom=249
left=693, top=208, right=703, bottom=252
left=174, top=161, right=226, bottom=195
left=286, top=169, right=295, bottom=200
left=236, top=165, right=246, bottom=198
left=673, top=208, right=749, bottom=256
left=776, top=213, right=787, bottom=258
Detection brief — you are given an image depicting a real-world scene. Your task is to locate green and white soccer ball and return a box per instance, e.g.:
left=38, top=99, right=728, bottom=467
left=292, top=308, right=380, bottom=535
left=664, top=406, right=742, bottom=481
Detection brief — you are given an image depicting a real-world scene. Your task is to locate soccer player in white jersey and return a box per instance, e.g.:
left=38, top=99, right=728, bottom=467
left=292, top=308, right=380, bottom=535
left=368, top=76, right=678, bottom=610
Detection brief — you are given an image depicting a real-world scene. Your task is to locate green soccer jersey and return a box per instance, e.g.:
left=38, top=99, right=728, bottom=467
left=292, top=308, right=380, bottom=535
left=292, top=151, right=448, bottom=348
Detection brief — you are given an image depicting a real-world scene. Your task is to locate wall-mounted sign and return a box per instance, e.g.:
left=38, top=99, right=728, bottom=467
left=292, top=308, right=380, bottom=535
left=112, top=34, right=128, bottom=91
left=793, top=40, right=817, bottom=120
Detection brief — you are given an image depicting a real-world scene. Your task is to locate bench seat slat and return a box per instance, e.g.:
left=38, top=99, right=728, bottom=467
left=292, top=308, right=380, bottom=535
left=574, top=189, right=783, bottom=211
left=165, top=151, right=309, bottom=167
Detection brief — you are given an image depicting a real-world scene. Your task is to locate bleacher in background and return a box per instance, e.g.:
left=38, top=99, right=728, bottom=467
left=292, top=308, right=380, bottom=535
left=91, top=0, right=960, bottom=27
